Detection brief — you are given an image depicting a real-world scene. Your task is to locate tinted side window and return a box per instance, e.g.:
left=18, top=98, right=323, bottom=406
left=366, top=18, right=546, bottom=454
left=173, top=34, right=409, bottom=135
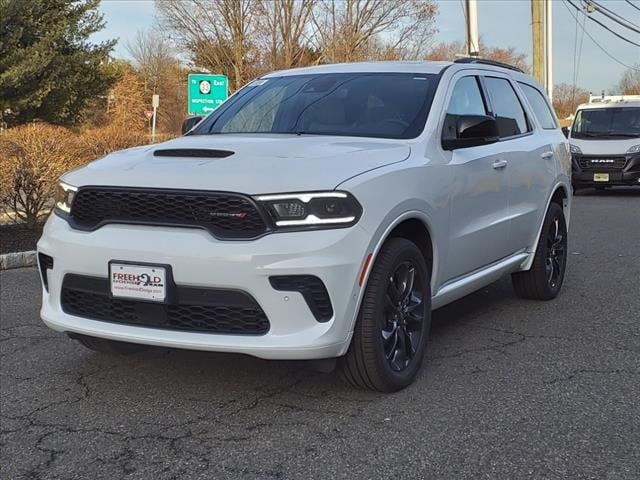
left=484, top=77, right=529, bottom=138
left=442, top=76, right=487, bottom=141
left=519, top=83, right=558, bottom=129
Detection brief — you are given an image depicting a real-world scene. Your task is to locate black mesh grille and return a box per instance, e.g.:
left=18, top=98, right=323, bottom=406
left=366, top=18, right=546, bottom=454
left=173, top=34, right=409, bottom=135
left=578, top=156, right=627, bottom=170
left=166, top=304, right=268, bottom=332
left=63, top=289, right=138, bottom=322
left=270, top=275, right=333, bottom=322
left=69, top=187, right=268, bottom=239
left=61, top=275, right=270, bottom=335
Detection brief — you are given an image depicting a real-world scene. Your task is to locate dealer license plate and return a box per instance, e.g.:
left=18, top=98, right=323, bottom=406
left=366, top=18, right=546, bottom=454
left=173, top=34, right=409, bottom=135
left=593, top=173, right=609, bottom=182
left=109, top=263, right=167, bottom=302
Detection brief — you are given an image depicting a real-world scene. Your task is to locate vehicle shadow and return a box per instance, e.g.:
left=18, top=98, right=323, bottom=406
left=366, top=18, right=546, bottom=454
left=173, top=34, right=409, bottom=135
left=575, top=186, right=640, bottom=197
left=97, top=276, right=516, bottom=393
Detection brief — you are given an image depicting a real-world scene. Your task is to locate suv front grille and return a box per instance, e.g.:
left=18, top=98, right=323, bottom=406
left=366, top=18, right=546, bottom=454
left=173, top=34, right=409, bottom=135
left=578, top=156, right=627, bottom=170
left=61, top=274, right=270, bottom=335
left=69, top=187, right=269, bottom=239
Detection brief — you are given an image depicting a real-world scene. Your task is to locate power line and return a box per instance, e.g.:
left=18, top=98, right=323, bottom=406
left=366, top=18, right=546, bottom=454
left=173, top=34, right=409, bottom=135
left=586, top=0, right=640, bottom=35
left=562, top=0, right=640, bottom=72
left=575, top=5, right=588, bottom=94
left=572, top=3, right=584, bottom=85
left=624, top=0, right=640, bottom=13
left=570, top=4, right=583, bottom=106
left=566, top=0, right=640, bottom=48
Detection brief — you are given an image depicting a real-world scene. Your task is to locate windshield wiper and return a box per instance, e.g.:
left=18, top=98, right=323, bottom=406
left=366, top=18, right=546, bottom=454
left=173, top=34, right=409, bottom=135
left=572, top=132, right=601, bottom=138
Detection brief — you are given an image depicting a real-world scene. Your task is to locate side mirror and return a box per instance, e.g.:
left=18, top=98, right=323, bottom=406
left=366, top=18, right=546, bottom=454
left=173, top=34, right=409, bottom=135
left=442, top=115, right=500, bottom=150
left=181, top=115, right=204, bottom=135
left=561, top=126, right=569, bottom=138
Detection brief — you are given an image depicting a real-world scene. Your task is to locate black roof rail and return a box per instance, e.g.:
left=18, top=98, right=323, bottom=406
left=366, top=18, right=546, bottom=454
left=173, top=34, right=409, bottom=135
left=454, top=57, right=524, bottom=73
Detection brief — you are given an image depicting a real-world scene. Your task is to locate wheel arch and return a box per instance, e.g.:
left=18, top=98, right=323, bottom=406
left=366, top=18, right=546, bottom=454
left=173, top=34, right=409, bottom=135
left=346, top=211, right=438, bottom=338
left=521, top=182, right=571, bottom=271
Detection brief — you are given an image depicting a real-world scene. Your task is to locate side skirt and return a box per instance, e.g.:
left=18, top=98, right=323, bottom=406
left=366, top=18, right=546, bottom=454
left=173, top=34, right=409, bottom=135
left=432, top=252, right=530, bottom=310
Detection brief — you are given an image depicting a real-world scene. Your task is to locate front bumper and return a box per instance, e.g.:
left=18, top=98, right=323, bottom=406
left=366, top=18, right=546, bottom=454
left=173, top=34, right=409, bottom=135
left=572, top=153, right=640, bottom=187
left=38, top=214, right=371, bottom=359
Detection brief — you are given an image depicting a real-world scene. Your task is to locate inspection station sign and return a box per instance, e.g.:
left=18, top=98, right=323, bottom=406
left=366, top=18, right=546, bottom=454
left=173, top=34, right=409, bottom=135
left=188, top=74, right=228, bottom=115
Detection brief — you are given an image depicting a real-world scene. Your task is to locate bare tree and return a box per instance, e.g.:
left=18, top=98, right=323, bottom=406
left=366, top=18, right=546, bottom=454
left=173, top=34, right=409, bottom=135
left=126, top=30, right=174, bottom=94
left=127, top=29, right=188, bottom=134
left=256, top=0, right=319, bottom=71
left=424, top=40, right=466, bottom=61
left=553, top=83, right=590, bottom=119
left=482, top=45, right=529, bottom=73
left=425, top=39, right=529, bottom=73
left=311, top=0, right=438, bottom=63
left=618, top=65, right=640, bottom=95
left=157, top=0, right=438, bottom=87
left=157, top=0, right=259, bottom=91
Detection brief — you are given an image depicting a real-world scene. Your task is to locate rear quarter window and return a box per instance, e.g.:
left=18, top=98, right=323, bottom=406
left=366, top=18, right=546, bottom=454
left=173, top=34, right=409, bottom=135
left=519, top=83, right=558, bottom=130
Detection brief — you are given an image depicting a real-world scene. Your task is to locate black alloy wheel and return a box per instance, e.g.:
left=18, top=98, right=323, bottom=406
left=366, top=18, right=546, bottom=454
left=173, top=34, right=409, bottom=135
left=545, top=215, right=566, bottom=290
left=512, top=202, right=568, bottom=300
left=382, top=261, right=426, bottom=372
left=339, top=237, right=431, bottom=392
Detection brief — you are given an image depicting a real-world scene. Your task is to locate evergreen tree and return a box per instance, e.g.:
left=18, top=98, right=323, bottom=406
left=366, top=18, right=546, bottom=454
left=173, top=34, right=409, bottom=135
left=0, top=0, right=117, bottom=126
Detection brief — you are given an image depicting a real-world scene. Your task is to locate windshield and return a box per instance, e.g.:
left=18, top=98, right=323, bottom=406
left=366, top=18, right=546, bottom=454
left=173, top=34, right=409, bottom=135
left=571, top=107, right=640, bottom=139
left=191, top=73, right=438, bottom=140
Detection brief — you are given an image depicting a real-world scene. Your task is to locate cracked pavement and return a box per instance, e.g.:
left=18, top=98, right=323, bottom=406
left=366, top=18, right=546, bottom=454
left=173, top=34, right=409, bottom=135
left=1, top=188, right=639, bottom=479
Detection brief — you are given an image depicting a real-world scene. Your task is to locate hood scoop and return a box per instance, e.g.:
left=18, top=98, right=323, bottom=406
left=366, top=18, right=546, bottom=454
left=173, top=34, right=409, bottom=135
left=153, top=148, right=234, bottom=158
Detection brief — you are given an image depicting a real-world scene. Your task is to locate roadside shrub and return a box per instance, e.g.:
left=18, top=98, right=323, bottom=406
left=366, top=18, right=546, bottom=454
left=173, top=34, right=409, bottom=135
left=77, top=69, right=151, bottom=159
left=0, top=123, right=82, bottom=226
left=78, top=125, right=148, bottom=160
left=0, top=71, right=170, bottom=227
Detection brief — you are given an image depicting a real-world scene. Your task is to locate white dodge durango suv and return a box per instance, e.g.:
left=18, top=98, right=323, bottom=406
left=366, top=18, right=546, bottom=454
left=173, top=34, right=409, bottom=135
left=38, top=59, right=571, bottom=392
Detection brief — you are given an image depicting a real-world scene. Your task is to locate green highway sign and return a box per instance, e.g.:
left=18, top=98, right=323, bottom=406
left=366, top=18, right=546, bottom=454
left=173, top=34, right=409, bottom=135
left=187, top=74, right=228, bottom=115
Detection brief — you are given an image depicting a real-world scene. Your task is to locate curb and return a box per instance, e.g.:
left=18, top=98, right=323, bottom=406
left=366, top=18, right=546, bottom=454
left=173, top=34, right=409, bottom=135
left=0, top=250, right=37, bottom=270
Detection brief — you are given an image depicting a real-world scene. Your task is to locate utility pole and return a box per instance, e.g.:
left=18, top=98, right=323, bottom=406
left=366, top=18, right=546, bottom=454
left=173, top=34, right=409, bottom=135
left=545, top=0, right=553, bottom=102
left=531, top=0, right=545, bottom=87
left=466, top=0, right=480, bottom=57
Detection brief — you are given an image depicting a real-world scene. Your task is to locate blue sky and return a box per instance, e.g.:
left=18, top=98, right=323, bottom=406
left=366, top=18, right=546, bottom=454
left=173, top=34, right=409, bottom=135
left=94, top=0, right=640, bottom=93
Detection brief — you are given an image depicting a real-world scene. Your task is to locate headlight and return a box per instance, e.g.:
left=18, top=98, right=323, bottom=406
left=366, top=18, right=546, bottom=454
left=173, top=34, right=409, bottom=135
left=569, top=144, right=582, bottom=154
left=627, top=145, right=640, bottom=154
left=54, top=181, right=78, bottom=216
left=254, top=191, right=362, bottom=229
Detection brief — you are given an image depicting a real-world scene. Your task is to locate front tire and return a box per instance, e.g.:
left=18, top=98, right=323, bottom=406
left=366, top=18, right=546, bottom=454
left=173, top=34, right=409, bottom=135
left=338, top=238, right=431, bottom=392
left=512, top=203, right=567, bottom=300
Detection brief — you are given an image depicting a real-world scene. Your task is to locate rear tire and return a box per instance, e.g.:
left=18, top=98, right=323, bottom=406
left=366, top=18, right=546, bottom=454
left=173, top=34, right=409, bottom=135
left=338, top=238, right=431, bottom=392
left=512, top=203, right=567, bottom=300
left=70, top=334, right=151, bottom=355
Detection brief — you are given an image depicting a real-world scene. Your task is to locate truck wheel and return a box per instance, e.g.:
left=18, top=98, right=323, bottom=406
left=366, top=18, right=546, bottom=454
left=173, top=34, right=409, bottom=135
left=512, top=203, right=567, bottom=300
left=338, top=238, right=431, bottom=392
left=70, top=334, right=151, bottom=355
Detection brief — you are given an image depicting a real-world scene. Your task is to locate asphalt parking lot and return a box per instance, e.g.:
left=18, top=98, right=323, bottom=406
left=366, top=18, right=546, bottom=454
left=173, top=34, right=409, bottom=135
left=1, top=188, right=639, bottom=480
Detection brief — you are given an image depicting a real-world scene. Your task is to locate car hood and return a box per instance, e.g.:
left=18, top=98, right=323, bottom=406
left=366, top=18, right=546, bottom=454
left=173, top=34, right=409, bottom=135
left=63, top=134, right=410, bottom=193
left=569, top=136, right=640, bottom=155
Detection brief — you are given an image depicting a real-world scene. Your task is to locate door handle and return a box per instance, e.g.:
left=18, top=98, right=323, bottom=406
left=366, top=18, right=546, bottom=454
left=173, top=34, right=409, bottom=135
left=541, top=151, right=554, bottom=159
left=492, top=159, right=508, bottom=169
